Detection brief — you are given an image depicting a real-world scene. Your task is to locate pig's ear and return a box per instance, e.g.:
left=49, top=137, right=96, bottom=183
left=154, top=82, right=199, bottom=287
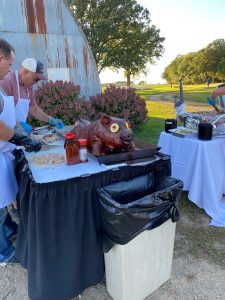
left=100, top=113, right=111, bottom=126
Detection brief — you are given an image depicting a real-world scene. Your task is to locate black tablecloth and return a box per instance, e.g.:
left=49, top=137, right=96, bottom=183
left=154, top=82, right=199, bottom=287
left=15, top=152, right=171, bottom=300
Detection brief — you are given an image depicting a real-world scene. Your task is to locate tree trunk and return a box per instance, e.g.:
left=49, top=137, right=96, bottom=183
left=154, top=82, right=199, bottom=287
left=127, top=72, right=131, bottom=87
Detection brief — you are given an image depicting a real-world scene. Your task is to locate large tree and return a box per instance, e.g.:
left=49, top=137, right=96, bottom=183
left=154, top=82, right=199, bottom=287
left=162, top=55, right=182, bottom=86
left=198, top=39, right=225, bottom=82
left=162, top=39, right=225, bottom=84
left=67, top=0, right=165, bottom=86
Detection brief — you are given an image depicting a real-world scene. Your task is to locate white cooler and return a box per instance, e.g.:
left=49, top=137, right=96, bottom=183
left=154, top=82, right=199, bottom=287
left=104, top=219, right=176, bottom=300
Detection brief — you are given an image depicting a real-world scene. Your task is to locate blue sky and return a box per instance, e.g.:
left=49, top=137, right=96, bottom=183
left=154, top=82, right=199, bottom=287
left=99, top=0, right=225, bottom=84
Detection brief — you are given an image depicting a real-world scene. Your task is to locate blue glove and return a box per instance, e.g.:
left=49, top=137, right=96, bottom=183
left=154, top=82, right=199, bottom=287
left=49, top=117, right=64, bottom=129
left=19, top=121, right=32, bottom=134
left=207, top=96, right=216, bottom=107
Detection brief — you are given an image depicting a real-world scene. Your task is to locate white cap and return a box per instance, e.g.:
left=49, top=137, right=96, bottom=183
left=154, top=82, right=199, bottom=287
left=21, top=58, right=47, bottom=80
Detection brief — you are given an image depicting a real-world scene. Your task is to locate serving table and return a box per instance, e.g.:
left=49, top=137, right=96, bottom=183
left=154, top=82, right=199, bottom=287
left=15, top=141, right=171, bottom=300
left=158, top=131, right=225, bottom=227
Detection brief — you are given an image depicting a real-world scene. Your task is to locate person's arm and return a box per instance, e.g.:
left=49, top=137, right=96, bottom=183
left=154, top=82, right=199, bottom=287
left=0, top=121, right=41, bottom=152
left=29, top=104, right=50, bottom=122
left=28, top=89, right=50, bottom=122
left=9, top=127, right=42, bottom=152
left=28, top=89, right=64, bottom=128
left=211, top=86, right=225, bottom=99
left=29, top=105, right=64, bottom=129
left=0, top=120, right=14, bottom=141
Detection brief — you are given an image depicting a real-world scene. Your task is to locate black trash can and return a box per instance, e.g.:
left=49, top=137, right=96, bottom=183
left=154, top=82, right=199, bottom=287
left=97, top=173, right=183, bottom=250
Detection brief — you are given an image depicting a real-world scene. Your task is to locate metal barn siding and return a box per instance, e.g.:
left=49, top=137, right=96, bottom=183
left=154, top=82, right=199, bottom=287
left=0, top=0, right=101, bottom=99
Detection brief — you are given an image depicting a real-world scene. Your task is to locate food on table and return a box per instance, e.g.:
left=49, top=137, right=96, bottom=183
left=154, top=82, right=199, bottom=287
left=41, top=134, right=60, bottom=143
left=30, top=133, right=60, bottom=143
left=71, top=114, right=135, bottom=156
left=31, top=153, right=65, bottom=165
left=173, top=128, right=197, bottom=134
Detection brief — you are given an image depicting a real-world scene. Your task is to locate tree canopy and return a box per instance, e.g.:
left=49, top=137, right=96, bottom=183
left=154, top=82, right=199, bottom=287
left=162, top=39, right=225, bottom=85
left=67, top=0, right=165, bottom=86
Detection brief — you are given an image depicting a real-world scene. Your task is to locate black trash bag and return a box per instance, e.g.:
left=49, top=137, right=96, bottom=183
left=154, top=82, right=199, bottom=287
left=97, top=174, right=183, bottom=252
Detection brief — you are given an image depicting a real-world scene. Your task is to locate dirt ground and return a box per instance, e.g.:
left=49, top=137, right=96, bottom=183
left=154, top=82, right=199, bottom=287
left=0, top=194, right=225, bottom=300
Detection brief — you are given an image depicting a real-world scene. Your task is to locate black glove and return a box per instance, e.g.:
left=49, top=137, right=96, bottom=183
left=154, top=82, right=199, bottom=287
left=9, top=128, right=42, bottom=152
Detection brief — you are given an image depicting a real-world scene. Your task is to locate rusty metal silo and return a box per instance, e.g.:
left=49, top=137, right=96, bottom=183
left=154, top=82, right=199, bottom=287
left=0, top=0, right=101, bottom=99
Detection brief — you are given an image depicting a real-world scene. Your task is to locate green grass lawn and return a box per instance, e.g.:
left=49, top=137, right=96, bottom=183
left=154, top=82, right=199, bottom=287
left=135, top=97, right=212, bottom=145
left=136, top=83, right=219, bottom=103
left=134, top=83, right=219, bottom=144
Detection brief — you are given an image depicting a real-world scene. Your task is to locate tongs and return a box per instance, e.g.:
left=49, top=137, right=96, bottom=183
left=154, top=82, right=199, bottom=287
left=33, top=125, right=50, bottom=131
left=212, top=113, right=225, bottom=127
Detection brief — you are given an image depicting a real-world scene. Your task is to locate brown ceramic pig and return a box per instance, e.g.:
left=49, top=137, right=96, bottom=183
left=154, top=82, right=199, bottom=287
left=71, top=114, right=135, bottom=156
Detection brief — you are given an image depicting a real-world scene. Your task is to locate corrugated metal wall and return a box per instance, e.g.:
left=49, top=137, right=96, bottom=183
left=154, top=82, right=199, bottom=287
left=0, top=0, right=101, bottom=99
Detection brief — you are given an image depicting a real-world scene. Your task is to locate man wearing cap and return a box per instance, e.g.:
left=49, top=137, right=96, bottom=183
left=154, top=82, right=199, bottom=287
left=0, top=57, right=64, bottom=133
left=0, top=39, right=42, bottom=263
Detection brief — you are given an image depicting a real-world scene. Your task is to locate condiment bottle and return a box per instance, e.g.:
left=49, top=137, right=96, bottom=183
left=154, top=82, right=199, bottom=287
left=64, top=133, right=80, bottom=165
left=78, top=139, right=88, bottom=163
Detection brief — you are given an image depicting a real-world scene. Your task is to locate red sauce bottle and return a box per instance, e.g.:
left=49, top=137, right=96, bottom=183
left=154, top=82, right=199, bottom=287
left=64, top=133, right=80, bottom=165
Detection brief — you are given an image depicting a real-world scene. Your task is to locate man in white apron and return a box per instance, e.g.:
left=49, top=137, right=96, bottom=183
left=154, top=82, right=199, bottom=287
left=0, top=39, right=42, bottom=263
left=0, top=57, right=64, bottom=134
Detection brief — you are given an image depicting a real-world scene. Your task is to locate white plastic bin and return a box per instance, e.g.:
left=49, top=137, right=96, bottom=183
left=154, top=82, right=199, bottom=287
left=104, top=219, right=176, bottom=300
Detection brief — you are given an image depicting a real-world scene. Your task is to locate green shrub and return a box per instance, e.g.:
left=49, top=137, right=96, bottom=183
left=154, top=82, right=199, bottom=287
left=29, top=80, right=93, bottom=126
left=29, top=82, right=147, bottom=128
left=89, top=85, right=148, bottom=128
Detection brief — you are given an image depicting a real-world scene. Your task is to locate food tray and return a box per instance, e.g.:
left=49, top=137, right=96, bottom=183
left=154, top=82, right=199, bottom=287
left=168, top=126, right=197, bottom=138
left=54, top=125, right=74, bottom=137
left=30, top=131, right=61, bottom=144
left=88, top=138, right=160, bottom=165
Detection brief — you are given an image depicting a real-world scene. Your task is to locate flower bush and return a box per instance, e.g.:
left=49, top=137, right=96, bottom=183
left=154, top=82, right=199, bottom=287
left=89, top=85, right=148, bottom=128
left=28, top=82, right=147, bottom=128
left=29, top=80, right=94, bottom=126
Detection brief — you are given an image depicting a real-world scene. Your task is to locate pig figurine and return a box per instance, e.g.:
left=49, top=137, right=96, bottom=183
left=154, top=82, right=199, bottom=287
left=71, top=114, right=135, bottom=156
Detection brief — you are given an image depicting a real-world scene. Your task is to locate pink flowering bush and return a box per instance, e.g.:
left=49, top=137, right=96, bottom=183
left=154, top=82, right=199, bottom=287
left=29, top=80, right=93, bottom=126
left=89, top=85, right=148, bottom=128
left=29, top=82, right=147, bottom=128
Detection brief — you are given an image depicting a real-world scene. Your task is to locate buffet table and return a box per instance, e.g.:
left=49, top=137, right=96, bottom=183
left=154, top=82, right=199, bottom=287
left=15, top=145, right=171, bottom=300
left=158, top=132, right=225, bottom=227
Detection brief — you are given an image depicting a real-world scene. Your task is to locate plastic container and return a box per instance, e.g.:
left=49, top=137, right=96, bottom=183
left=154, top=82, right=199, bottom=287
left=104, top=219, right=176, bottom=300
left=64, top=133, right=80, bottom=165
left=78, top=139, right=88, bottom=163
left=198, top=123, right=213, bottom=140
left=165, top=119, right=177, bottom=133
left=97, top=174, right=183, bottom=300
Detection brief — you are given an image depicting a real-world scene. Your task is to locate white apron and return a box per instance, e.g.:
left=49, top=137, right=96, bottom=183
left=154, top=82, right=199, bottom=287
left=15, top=70, right=30, bottom=122
left=0, top=88, right=18, bottom=208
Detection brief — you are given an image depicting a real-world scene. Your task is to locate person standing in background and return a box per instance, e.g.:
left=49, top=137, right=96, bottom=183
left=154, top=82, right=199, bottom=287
left=206, top=77, right=211, bottom=89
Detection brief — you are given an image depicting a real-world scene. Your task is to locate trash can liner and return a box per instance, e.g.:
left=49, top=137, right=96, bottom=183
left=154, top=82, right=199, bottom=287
left=97, top=174, right=183, bottom=250
left=100, top=173, right=155, bottom=205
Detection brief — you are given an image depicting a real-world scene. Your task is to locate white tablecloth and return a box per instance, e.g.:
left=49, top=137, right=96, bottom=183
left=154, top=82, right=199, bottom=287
left=24, top=142, right=127, bottom=183
left=23, top=138, right=161, bottom=184
left=158, top=132, right=225, bottom=227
